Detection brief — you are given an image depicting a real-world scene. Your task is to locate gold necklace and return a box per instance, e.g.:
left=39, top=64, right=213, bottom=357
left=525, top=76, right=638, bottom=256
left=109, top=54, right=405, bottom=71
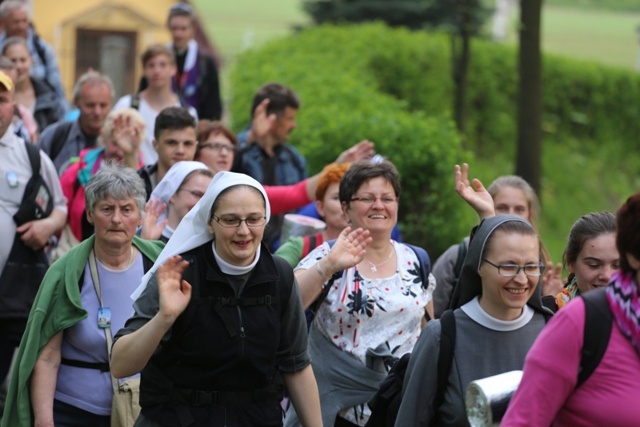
left=364, top=245, right=394, bottom=273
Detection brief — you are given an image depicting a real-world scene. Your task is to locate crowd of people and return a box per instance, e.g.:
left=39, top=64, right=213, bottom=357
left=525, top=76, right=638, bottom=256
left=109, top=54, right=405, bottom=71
left=0, top=1, right=638, bottom=427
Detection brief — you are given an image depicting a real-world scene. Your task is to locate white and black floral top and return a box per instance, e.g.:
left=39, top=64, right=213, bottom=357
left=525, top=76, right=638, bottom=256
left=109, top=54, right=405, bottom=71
left=297, top=240, right=435, bottom=424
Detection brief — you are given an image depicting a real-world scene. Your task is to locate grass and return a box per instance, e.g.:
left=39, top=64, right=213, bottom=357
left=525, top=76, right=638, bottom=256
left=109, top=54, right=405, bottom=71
left=193, top=1, right=640, bottom=71
left=541, top=6, right=640, bottom=70
left=192, top=0, right=309, bottom=63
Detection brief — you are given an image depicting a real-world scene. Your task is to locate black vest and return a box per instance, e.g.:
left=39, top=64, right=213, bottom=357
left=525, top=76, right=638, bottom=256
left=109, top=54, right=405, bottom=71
left=140, top=242, right=293, bottom=427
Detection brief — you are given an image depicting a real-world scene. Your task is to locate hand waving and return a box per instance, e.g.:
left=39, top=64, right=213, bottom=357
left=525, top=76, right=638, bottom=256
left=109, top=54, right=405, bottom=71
left=157, top=256, right=192, bottom=323
left=324, top=227, right=373, bottom=273
left=455, top=163, right=495, bottom=219
left=140, top=199, right=167, bottom=240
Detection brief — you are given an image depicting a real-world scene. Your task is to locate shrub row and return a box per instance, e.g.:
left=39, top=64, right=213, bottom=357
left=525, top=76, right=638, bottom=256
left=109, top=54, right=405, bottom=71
left=230, top=22, right=640, bottom=261
left=230, top=24, right=473, bottom=257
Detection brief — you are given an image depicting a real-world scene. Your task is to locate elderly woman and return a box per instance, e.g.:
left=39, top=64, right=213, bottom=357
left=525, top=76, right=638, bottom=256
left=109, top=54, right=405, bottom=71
left=110, top=171, right=322, bottom=427
left=1, top=164, right=164, bottom=427
left=140, top=161, right=213, bottom=242
left=503, top=194, right=640, bottom=425
left=60, top=108, right=145, bottom=245
left=2, top=37, right=65, bottom=132
left=284, top=160, right=434, bottom=427
left=395, top=215, right=551, bottom=426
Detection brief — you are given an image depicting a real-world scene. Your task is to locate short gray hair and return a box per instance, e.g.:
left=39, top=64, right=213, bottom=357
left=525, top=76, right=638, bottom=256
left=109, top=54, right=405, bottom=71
left=72, top=71, right=115, bottom=104
left=84, top=162, right=146, bottom=215
left=0, top=1, right=28, bottom=20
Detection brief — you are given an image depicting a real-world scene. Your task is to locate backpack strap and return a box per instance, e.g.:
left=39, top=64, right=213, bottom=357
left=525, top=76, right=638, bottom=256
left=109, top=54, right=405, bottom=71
left=405, top=243, right=431, bottom=287
left=452, top=240, right=467, bottom=286
left=577, top=288, right=612, bottom=388
left=48, top=120, right=75, bottom=164
left=434, top=309, right=456, bottom=413
left=130, top=94, right=141, bottom=110
left=32, top=32, right=49, bottom=70
left=24, top=139, right=41, bottom=174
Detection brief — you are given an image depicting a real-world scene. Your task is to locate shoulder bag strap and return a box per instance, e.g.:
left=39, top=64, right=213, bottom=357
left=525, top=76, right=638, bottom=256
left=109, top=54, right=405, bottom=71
left=88, top=249, right=120, bottom=394
left=577, top=288, right=612, bottom=387
left=434, top=309, right=456, bottom=413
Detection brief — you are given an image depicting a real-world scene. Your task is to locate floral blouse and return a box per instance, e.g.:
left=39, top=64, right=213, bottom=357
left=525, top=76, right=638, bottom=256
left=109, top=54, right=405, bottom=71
left=297, top=240, right=435, bottom=365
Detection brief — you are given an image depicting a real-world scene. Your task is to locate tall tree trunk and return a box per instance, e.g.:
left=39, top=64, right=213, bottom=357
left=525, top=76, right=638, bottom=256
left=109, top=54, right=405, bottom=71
left=515, top=0, right=543, bottom=195
left=451, top=0, right=475, bottom=135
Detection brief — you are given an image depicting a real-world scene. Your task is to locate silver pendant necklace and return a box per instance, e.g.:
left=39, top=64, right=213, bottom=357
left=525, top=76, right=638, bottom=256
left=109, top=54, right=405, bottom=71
left=365, top=245, right=394, bottom=272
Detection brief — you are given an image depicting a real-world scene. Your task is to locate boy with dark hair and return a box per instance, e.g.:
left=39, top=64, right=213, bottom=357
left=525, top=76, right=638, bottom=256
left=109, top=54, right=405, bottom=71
left=138, top=106, right=197, bottom=199
left=114, top=44, right=197, bottom=167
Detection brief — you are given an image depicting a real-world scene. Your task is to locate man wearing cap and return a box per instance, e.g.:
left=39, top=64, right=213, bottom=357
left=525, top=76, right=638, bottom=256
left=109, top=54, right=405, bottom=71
left=0, top=70, right=67, bottom=388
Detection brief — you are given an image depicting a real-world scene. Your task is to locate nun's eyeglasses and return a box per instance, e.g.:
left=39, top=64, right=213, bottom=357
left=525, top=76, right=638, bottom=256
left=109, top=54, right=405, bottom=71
left=211, top=215, right=266, bottom=228
left=482, top=258, right=544, bottom=277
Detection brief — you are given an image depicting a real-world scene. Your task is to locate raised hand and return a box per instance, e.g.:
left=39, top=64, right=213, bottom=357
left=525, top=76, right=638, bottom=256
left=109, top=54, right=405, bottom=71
left=249, top=98, right=277, bottom=142
left=541, top=261, right=564, bottom=296
left=140, top=199, right=168, bottom=240
left=336, top=140, right=376, bottom=163
left=157, top=256, right=192, bottom=323
left=455, top=163, right=495, bottom=219
left=113, top=114, right=144, bottom=155
left=324, top=226, right=373, bottom=274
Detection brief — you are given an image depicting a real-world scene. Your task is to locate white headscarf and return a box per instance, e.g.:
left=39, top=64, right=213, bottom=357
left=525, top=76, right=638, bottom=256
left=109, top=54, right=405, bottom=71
left=131, top=171, right=271, bottom=300
left=149, top=161, right=210, bottom=226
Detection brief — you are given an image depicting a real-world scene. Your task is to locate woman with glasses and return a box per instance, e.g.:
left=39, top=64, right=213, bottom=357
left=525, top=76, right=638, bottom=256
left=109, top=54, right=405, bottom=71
left=432, top=164, right=563, bottom=318
left=140, top=161, right=213, bottom=242
left=285, top=160, right=435, bottom=427
left=395, top=215, right=551, bottom=426
left=503, top=195, right=640, bottom=425
left=110, top=171, right=322, bottom=427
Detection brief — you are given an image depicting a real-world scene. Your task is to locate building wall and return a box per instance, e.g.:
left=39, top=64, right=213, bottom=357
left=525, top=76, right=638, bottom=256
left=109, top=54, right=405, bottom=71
left=32, top=0, right=174, bottom=100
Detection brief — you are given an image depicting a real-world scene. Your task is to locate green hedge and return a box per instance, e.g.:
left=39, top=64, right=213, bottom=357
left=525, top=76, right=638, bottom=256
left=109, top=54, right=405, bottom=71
left=230, top=22, right=640, bottom=262
left=370, top=31, right=640, bottom=157
left=230, top=24, right=474, bottom=257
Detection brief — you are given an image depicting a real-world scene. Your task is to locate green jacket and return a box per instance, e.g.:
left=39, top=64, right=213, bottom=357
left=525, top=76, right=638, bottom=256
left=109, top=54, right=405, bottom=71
left=1, top=235, right=164, bottom=427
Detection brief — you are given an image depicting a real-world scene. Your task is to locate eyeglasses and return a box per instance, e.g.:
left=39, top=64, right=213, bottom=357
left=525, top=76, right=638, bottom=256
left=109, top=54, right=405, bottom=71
left=211, top=215, right=266, bottom=228
left=178, top=188, right=205, bottom=199
left=200, top=142, right=235, bottom=153
left=482, top=258, right=544, bottom=277
left=350, top=196, right=398, bottom=205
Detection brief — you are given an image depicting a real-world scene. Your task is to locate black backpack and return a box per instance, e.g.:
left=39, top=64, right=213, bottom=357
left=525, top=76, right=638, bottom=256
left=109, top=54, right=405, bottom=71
left=365, top=309, right=455, bottom=427
left=365, top=289, right=613, bottom=426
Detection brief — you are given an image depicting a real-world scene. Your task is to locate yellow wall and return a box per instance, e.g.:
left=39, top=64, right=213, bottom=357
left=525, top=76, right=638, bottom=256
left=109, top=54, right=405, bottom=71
left=32, top=0, right=176, bottom=100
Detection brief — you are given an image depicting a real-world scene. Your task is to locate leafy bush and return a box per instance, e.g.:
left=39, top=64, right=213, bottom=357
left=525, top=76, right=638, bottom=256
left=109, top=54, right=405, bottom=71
left=230, top=22, right=640, bottom=262
left=231, top=24, right=473, bottom=257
